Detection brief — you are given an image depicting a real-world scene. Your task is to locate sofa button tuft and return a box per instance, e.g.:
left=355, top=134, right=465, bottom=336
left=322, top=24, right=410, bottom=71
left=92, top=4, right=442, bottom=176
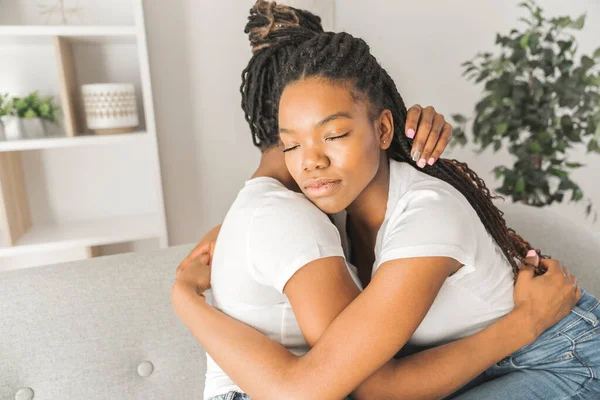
left=15, top=387, right=34, bottom=400
left=137, top=360, right=154, bottom=377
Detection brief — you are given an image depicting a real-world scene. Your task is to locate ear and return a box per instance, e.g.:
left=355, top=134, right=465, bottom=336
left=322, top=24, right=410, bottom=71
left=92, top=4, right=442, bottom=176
left=376, top=109, right=394, bottom=150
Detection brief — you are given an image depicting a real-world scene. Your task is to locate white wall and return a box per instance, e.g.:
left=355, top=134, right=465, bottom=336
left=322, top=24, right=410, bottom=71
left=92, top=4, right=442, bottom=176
left=337, top=0, right=600, bottom=234
left=143, top=0, right=335, bottom=245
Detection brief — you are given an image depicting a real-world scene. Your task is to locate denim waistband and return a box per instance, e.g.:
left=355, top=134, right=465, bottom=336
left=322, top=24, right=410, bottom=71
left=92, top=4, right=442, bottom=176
left=571, top=290, right=600, bottom=327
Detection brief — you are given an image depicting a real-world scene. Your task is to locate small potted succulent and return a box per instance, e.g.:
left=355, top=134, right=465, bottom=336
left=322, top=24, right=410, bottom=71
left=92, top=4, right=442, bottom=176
left=2, top=91, right=60, bottom=139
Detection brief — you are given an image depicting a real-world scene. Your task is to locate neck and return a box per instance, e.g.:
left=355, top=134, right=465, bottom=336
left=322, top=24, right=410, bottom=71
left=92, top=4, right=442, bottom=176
left=346, top=153, right=390, bottom=239
left=251, top=146, right=300, bottom=192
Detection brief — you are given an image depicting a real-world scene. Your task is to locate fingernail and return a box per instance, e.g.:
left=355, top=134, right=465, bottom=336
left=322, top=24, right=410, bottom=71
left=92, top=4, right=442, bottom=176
left=412, top=150, right=421, bottom=162
left=427, top=157, right=435, bottom=166
left=407, top=129, right=415, bottom=139
left=526, top=250, right=537, bottom=257
left=417, top=158, right=427, bottom=168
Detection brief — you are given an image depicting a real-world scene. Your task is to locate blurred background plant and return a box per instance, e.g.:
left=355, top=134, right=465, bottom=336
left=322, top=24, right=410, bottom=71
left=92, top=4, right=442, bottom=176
left=452, top=0, right=600, bottom=218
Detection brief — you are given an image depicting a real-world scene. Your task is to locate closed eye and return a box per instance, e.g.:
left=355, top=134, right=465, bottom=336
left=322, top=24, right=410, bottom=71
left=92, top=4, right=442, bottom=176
left=283, top=145, right=299, bottom=153
left=326, top=132, right=350, bottom=141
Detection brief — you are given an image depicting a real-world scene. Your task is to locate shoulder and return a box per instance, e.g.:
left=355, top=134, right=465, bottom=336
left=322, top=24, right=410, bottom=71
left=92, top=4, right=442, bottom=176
left=389, top=161, right=476, bottom=228
left=380, top=161, right=478, bottom=266
left=247, top=188, right=341, bottom=258
left=247, top=189, right=345, bottom=292
left=251, top=189, right=335, bottom=234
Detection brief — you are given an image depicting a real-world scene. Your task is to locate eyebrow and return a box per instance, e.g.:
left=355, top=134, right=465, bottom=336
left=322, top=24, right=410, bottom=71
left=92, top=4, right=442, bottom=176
left=279, top=112, right=353, bottom=134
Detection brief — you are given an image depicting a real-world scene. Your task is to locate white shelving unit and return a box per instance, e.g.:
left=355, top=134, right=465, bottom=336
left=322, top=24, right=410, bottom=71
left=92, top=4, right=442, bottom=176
left=0, top=131, right=148, bottom=152
left=0, top=25, right=137, bottom=44
left=0, top=0, right=168, bottom=270
left=0, top=214, right=159, bottom=258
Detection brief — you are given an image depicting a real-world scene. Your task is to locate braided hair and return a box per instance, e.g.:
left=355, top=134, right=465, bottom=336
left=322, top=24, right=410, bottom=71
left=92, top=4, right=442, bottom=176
left=276, top=32, right=536, bottom=278
left=241, top=0, right=323, bottom=151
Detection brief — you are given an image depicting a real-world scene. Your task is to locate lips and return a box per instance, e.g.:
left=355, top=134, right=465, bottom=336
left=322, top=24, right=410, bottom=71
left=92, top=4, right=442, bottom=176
left=303, top=178, right=342, bottom=198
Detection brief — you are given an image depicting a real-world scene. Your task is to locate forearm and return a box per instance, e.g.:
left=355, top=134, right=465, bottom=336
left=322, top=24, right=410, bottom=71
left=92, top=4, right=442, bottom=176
left=172, top=287, right=300, bottom=400
left=353, top=309, right=536, bottom=400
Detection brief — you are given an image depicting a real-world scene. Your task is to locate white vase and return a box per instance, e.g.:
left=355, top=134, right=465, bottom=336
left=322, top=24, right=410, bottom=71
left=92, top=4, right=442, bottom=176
left=0, top=119, right=6, bottom=141
left=2, top=116, right=47, bottom=140
left=81, top=83, right=139, bottom=135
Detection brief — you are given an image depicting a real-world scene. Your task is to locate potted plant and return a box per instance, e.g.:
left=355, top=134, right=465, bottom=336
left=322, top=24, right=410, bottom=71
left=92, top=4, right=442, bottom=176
left=452, top=0, right=600, bottom=217
left=0, top=93, right=14, bottom=141
left=3, top=91, right=60, bottom=139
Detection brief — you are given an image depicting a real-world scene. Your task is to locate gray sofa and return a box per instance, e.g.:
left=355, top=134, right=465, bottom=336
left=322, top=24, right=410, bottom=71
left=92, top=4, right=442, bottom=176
left=1, top=204, right=599, bottom=400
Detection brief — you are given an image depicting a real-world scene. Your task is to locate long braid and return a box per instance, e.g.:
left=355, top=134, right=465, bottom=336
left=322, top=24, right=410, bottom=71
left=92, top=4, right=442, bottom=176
left=277, top=32, right=536, bottom=277
left=241, top=0, right=323, bottom=150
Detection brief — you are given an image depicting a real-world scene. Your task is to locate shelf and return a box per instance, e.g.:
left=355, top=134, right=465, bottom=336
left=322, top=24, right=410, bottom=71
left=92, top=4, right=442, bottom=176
left=0, top=131, right=148, bottom=152
left=0, top=214, right=160, bottom=257
left=0, top=25, right=137, bottom=45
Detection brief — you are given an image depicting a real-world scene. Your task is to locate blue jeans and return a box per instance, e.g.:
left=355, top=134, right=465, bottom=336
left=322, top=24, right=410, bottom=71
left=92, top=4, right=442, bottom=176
left=449, top=290, right=600, bottom=399
left=208, top=392, right=251, bottom=400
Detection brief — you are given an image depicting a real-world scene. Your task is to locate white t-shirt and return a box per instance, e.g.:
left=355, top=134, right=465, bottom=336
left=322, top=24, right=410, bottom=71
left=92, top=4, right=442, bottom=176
left=373, top=160, right=515, bottom=345
left=204, top=177, right=361, bottom=399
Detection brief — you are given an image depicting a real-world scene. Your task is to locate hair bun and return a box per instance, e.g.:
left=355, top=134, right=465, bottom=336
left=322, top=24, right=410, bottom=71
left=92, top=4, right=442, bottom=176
left=245, top=0, right=323, bottom=53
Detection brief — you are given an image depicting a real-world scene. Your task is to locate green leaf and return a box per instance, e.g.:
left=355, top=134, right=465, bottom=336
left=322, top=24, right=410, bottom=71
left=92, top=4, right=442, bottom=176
left=518, top=1, right=533, bottom=11
left=538, top=132, right=553, bottom=140
left=529, top=32, right=540, bottom=51
left=520, top=33, right=530, bottom=50
left=553, top=192, right=565, bottom=203
left=588, top=139, right=600, bottom=153
left=558, top=40, right=573, bottom=53
left=38, top=103, right=50, bottom=116
left=533, top=8, right=543, bottom=23
left=593, top=47, right=600, bottom=59
left=463, top=66, right=478, bottom=76
left=23, top=108, right=37, bottom=118
left=552, top=17, right=572, bottom=28
left=550, top=168, right=568, bottom=178
left=494, top=166, right=505, bottom=179
left=496, top=123, right=508, bottom=135
left=558, top=178, right=576, bottom=191
left=452, top=114, right=468, bottom=124
left=570, top=14, right=586, bottom=29
left=566, top=162, right=584, bottom=168
left=519, top=18, right=532, bottom=26
left=561, top=115, right=574, bottom=133
left=572, top=189, right=584, bottom=201
left=529, top=141, right=542, bottom=152
left=556, top=140, right=567, bottom=153
left=515, top=178, right=526, bottom=193
left=581, top=55, right=595, bottom=70
left=475, top=71, right=491, bottom=83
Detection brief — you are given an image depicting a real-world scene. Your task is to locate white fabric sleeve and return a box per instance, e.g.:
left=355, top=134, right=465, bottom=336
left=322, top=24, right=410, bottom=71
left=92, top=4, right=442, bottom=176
left=378, top=187, right=477, bottom=270
left=247, top=198, right=345, bottom=293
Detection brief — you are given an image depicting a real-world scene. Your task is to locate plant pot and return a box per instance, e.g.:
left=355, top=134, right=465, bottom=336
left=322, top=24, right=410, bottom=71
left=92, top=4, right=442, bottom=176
left=2, top=116, right=48, bottom=140
left=0, top=119, right=6, bottom=141
left=82, top=83, right=139, bottom=135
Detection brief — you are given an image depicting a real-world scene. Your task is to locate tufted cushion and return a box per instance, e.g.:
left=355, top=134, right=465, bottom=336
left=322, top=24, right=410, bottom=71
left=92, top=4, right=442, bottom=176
left=499, top=202, right=600, bottom=297
left=0, top=244, right=204, bottom=400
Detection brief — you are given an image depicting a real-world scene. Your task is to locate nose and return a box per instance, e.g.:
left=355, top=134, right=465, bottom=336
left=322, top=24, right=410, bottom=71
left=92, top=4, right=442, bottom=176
left=302, top=145, right=330, bottom=172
